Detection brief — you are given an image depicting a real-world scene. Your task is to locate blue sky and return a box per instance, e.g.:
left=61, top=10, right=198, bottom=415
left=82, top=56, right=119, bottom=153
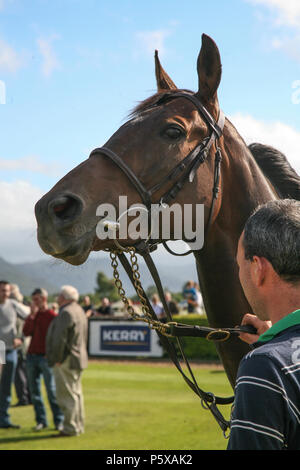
left=0, top=0, right=300, bottom=262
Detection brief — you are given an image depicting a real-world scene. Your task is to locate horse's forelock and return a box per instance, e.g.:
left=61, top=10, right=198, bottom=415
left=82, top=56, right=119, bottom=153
left=129, top=89, right=194, bottom=118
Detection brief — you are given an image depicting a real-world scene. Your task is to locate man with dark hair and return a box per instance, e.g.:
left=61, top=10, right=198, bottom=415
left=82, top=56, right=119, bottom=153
left=96, top=297, right=113, bottom=316
left=227, top=199, right=300, bottom=450
left=23, top=288, right=63, bottom=431
left=0, top=281, right=29, bottom=428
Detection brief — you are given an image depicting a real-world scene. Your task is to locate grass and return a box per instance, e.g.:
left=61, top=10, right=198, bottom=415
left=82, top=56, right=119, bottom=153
left=0, top=360, right=233, bottom=450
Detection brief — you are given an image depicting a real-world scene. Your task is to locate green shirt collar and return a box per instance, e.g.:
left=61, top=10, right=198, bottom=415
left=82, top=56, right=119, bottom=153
left=257, top=309, right=300, bottom=343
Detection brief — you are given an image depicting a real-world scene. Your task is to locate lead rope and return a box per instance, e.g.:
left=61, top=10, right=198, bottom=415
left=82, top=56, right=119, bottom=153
left=108, top=245, right=232, bottom=437
left=109, top=248, right=170, bottom=336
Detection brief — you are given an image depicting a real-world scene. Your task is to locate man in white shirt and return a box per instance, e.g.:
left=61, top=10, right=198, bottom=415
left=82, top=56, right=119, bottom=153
left=0, top=281, right=29, bottom=428
left=150, top=294, right=166, bottom=322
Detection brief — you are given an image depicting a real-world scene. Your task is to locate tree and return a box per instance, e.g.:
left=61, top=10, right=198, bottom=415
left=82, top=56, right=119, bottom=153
left=95, top=271, right=119, bottom=302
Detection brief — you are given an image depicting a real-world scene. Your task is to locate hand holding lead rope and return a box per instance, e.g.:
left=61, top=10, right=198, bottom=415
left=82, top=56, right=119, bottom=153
left=107, top=243, right=260, bottom=439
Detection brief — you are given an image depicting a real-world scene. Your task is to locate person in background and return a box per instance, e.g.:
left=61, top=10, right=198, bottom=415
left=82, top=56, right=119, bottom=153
left=81, top=295, right=94, bottom=317
left=23, top=288, right=63, bottom=432
left=194, top=283, right=204, bottom=315
left=183, top=281, right=197, bottom=313
left=49, top=302, right=59, bottom=314
left=46, top=285, right=88, bottom=437
left=96, top=297, right=113, bottom=316
left=10, top=284, right=31, bottom=407
left=227, top=199, right=300, bottom=450
left=164, top=291, right=179, bottom=315
left=0, top=281, right=29, bottom=428
left=150, top=294, right=167, bottom=322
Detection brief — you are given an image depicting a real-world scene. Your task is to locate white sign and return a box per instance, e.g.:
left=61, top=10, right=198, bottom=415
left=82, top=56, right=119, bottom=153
left=88, top=320, right=163, bottom=357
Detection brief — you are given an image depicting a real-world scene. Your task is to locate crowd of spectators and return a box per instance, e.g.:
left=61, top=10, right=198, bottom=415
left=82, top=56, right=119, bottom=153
left=0, top=282, right=87, bottom=436
left=0, top=279, right=204, bottom=434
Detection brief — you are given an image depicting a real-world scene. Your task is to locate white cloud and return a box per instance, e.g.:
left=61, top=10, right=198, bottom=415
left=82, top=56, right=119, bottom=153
left=247, top=0, right=300, bottom=61
left=229, top=112, right=300, bottom=174
left=0, top=38, right=23, bottom=73
left=248, top=0, right=300, bottom=27
left=0, top=180, right=45, bottom=263
left=0, top=180, right=42, bottom=230
left=37, top=35, right=60, bottom=77
left=0, top=155, right=63, bottom=176
left=271, top=32, right=300, bottom=62
left=134, top=29, right=171, bottom=57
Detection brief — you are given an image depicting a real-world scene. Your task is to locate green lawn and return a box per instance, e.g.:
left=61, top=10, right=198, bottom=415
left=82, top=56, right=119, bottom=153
left=0, top=360, right=233, bottom=450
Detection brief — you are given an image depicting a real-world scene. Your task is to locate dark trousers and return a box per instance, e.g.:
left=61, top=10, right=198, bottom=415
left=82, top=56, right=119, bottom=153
left=14, top=352, right=31, bottom=405
left=26, top=354, right=63, bottom=427
left=0, top=349, right=18, bottom=426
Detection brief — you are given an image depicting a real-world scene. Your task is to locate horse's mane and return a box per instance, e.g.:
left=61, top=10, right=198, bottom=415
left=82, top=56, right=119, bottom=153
left=248, top=143, right=300, bottom=200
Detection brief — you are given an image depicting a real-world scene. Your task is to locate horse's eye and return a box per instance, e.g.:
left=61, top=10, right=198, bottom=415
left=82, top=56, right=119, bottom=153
left=163, top=126, right=185, bottom=140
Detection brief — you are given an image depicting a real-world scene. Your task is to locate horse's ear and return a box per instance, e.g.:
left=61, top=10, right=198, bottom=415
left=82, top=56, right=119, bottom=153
left=196, top=34, right=222, bottom=103
left=155, top=50, right=177, bottom=91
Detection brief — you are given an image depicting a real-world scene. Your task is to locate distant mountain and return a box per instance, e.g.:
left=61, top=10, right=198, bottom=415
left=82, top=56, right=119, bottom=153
left=0, top=249, right=198, bottom=297
left=0, top=256, right=57, bottom=294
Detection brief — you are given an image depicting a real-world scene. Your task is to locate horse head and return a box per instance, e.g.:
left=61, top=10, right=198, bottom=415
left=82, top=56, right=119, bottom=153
left=35, top=34, right=280, bottom=387
left=35, top=34, right=226, bottom=265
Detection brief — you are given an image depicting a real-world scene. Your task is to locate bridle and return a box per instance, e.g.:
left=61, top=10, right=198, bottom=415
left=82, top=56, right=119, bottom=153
left=89, top=91, right=225, bottom=248
left=88, top=92, right=254, bottom=437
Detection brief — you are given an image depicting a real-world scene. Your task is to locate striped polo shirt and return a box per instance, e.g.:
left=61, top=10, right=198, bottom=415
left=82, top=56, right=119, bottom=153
left=227, top=309, right=300, bottom=450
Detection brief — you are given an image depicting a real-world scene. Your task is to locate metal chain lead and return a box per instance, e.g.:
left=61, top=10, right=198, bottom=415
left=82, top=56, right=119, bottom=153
left=109, top=247, right=171, bottom=336
left=108, top=245, right=232, bottom=438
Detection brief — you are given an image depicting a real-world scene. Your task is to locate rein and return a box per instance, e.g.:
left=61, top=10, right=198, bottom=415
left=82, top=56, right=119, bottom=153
left=107, top=243, right=256, bottom=437
left=89, top=91, right=254, bottom=437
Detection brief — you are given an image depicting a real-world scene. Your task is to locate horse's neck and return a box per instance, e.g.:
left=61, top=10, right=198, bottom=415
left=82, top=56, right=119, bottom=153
left=196, top=125, right=276, bottom=321
left=194, top=239, right=251, bottom=387
left=194, top=228, right=249, bottom=326
left=193, top=127, right=277, bottom=386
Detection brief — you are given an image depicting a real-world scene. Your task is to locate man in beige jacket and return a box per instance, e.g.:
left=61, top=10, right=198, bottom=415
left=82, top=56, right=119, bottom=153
left=46, top=285, right=88, bottom=437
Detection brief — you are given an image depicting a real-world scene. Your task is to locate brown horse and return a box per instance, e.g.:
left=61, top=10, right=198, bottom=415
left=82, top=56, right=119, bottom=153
left=35, top=34, right=298, bottom=388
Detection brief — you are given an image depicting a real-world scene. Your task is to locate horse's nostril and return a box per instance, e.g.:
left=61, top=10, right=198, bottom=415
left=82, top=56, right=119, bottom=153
left=53, top=198, right=73, bottom=216
left=48, top=195, right=83, bottom=223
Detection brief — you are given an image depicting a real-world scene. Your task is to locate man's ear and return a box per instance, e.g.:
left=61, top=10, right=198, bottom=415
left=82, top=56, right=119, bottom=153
left=251, top=256, right=268, bottom=286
